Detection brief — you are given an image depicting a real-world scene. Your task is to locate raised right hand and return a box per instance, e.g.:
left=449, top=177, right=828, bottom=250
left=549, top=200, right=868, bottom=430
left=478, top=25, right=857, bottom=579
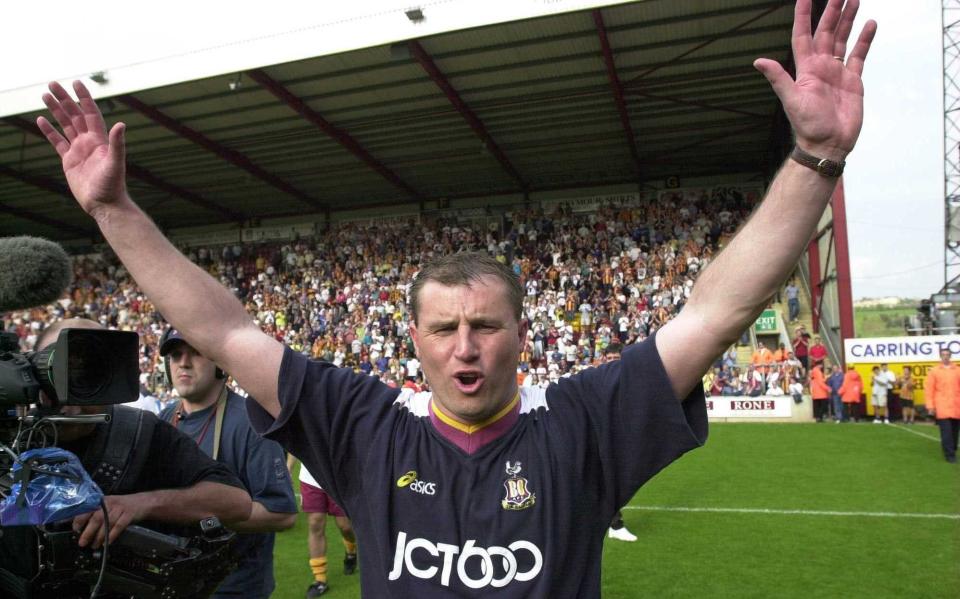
left=37, top=81, right=128, bottom=219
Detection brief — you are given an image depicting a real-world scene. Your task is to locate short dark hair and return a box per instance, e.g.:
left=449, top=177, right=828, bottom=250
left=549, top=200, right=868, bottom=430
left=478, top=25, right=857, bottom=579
left=604, top=342, right=623, bottom=355
left=408, top=252, right=522, bottom=324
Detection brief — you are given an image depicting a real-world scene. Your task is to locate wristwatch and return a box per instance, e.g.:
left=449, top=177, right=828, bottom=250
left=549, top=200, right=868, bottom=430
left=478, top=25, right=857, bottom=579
left=790, top=146, right=845, bottom=178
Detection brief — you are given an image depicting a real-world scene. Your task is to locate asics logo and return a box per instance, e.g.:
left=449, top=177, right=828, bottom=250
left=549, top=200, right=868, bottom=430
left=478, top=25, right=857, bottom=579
left=396, top=470, right=436, bottom=495
left=387, top=531, right=543, bottom=589
left=396, top=471, right=418, bottom=487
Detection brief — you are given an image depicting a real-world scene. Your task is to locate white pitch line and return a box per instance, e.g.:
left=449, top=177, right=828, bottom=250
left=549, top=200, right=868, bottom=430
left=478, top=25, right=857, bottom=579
left=888, top=422, right=940, bottom=442
left=622, top=506, right=960, bottom=520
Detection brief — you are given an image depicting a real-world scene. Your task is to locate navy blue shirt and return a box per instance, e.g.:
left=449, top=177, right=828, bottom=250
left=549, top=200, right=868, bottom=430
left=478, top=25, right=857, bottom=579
left=162, top=390, right=297, bottom=599
left=248, top=334, right=707, bottom=597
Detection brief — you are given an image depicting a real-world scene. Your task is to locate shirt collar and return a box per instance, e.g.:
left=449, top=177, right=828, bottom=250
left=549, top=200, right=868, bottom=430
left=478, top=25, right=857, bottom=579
left=429, top=393, right=521, bottom=454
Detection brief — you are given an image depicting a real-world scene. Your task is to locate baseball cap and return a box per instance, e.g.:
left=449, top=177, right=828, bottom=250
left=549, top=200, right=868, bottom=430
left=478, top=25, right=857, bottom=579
left=159, top=327, right=189, bottom=356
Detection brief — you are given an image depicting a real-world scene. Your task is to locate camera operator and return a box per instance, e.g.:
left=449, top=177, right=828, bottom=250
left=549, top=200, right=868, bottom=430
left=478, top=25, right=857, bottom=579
left=158, top=328, right=297, bottom=599
left=0, top=318, right=252, bottom=597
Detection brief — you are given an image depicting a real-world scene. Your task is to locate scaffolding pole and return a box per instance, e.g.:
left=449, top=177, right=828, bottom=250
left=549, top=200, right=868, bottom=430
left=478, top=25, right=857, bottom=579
left=944, top=0, right=960, bottom=291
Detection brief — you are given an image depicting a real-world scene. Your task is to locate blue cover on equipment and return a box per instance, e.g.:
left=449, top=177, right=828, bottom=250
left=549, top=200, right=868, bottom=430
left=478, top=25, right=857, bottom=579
left=1, top=447, right=103, bottom=526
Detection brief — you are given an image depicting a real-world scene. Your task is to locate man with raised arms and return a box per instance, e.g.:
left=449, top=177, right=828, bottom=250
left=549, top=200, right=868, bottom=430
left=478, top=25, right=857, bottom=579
left=36, top=1, right=875, bottom=595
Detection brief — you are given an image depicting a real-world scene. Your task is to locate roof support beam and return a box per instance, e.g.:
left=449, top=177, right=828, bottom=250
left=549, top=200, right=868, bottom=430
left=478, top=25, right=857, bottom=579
left=2, top=116, right=246, bottom=223
left=125, top=163, right=247, bottom=221
left=623, top=3, right=786, bottom=87
left=0, top=165, right=93, bottom=237
left=650, top=122, right=770, bottom=161
left=408, top=40, right=527, bottom=190
left=246, top=69, right=422, bottom=201
left=116, top=95, right=327, bottom=212
left=593, top=9, right=642, bottom=179
left=0, top=163, right=71, bottom=199
left=625, top=90, right=767, bottom=119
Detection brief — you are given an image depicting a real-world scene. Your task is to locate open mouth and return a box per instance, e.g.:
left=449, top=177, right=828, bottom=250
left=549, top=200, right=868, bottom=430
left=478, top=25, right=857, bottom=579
left=453, top=372, right=483, bottom=393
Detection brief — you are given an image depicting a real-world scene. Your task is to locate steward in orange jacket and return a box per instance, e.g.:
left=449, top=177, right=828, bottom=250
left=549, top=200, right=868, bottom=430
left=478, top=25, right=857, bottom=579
left=809, top=365, right=830, bottom=400
left=839, top=368, right=863, bottom=404
left=925, top=353, right=960, bottom=419
left=751, top=343, right=774, bottom=374
left=808, top=364, right=831, bottom=421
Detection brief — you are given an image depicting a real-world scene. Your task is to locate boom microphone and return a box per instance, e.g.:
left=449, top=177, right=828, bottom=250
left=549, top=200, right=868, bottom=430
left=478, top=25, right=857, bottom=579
left=0, top=236, right=72, bottom=313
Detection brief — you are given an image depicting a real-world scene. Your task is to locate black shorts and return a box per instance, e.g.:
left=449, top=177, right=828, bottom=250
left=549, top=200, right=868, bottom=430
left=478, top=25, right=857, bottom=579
left=900, top=399, right=914, bottom=408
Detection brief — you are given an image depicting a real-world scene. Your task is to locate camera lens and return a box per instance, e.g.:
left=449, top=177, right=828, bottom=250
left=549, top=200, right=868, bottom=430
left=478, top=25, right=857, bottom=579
left=66, top=332, right=112, bottom=400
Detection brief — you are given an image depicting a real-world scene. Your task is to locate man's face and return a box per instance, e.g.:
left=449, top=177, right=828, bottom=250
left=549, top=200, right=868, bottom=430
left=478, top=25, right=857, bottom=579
left=604, top=351, right=621, bottom=363
left=409, top=276, right=525, bottom=424
left=166, top=342, right=221, bottom=404
left=941, top=349, right=952, bottom=365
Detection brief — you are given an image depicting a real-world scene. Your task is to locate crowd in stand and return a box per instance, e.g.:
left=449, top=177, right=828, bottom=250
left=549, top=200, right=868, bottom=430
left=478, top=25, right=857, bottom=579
left=703, top=330, right=832, bottom=399
left=5, top=189, right=927, bottom=425
left=5, top=189, right=761, bottom=403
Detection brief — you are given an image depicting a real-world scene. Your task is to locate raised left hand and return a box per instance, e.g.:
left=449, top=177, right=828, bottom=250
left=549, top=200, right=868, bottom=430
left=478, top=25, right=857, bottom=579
left=754, top=0, right=877, bottom=160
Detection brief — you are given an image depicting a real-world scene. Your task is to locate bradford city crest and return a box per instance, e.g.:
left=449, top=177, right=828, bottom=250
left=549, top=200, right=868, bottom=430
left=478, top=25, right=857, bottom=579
left=501, top=461, right=536, bottom=511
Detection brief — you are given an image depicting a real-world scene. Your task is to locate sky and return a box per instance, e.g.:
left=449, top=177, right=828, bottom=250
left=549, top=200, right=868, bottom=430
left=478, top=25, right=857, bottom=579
left=0, top=1, right=944, bottom=300
left=845, top=0, right=943, bottom=300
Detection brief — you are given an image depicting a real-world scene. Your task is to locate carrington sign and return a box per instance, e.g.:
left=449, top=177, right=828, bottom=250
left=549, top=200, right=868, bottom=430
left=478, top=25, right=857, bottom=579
left=844, top=335, right=960, bottom=364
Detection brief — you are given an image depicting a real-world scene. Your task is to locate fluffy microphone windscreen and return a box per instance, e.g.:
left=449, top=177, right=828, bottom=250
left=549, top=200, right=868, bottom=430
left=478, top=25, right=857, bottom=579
left=0, top=236, right=73, bottom=313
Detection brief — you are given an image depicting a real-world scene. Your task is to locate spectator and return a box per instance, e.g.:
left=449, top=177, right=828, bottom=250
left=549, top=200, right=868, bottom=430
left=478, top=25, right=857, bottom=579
left=784, top=350, right=804, bottom=377
left=809, top=335, right=827, bottom=368
left=766, top=364, right=785, bottom=396
left=870, top=365, right=890, bottom=424
left=879, top=363, right=898, bottom=419
left=785, top=279, right=800, bottom=323
left=827, top=364, right=844, bottom=422
left=788, top=369, right=805, bottom=405
left=708, top=367, right=726, bottom=396
left=772, top=342, right=790, bottom=363
left=743, top=365, right=763, bottom=397
left=724, top=367, right=744, bottom=396
left=792, top=326, right=810, bottom=371
left=721, top=346, right=738, bottom=369
left=898, top=366, right=916, bottom=424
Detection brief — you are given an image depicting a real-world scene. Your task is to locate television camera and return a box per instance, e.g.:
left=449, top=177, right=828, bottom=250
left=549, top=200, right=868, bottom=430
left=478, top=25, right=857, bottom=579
left=0, top=328, right=236, bottom=599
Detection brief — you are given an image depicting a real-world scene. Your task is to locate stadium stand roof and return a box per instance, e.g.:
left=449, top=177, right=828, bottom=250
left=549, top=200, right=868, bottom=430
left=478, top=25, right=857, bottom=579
left=0, top=0, right=798, bottom=241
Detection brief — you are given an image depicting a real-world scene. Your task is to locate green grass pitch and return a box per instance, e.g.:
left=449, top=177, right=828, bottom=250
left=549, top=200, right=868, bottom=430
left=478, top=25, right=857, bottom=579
left=270, top=423, right=960, bottom=598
